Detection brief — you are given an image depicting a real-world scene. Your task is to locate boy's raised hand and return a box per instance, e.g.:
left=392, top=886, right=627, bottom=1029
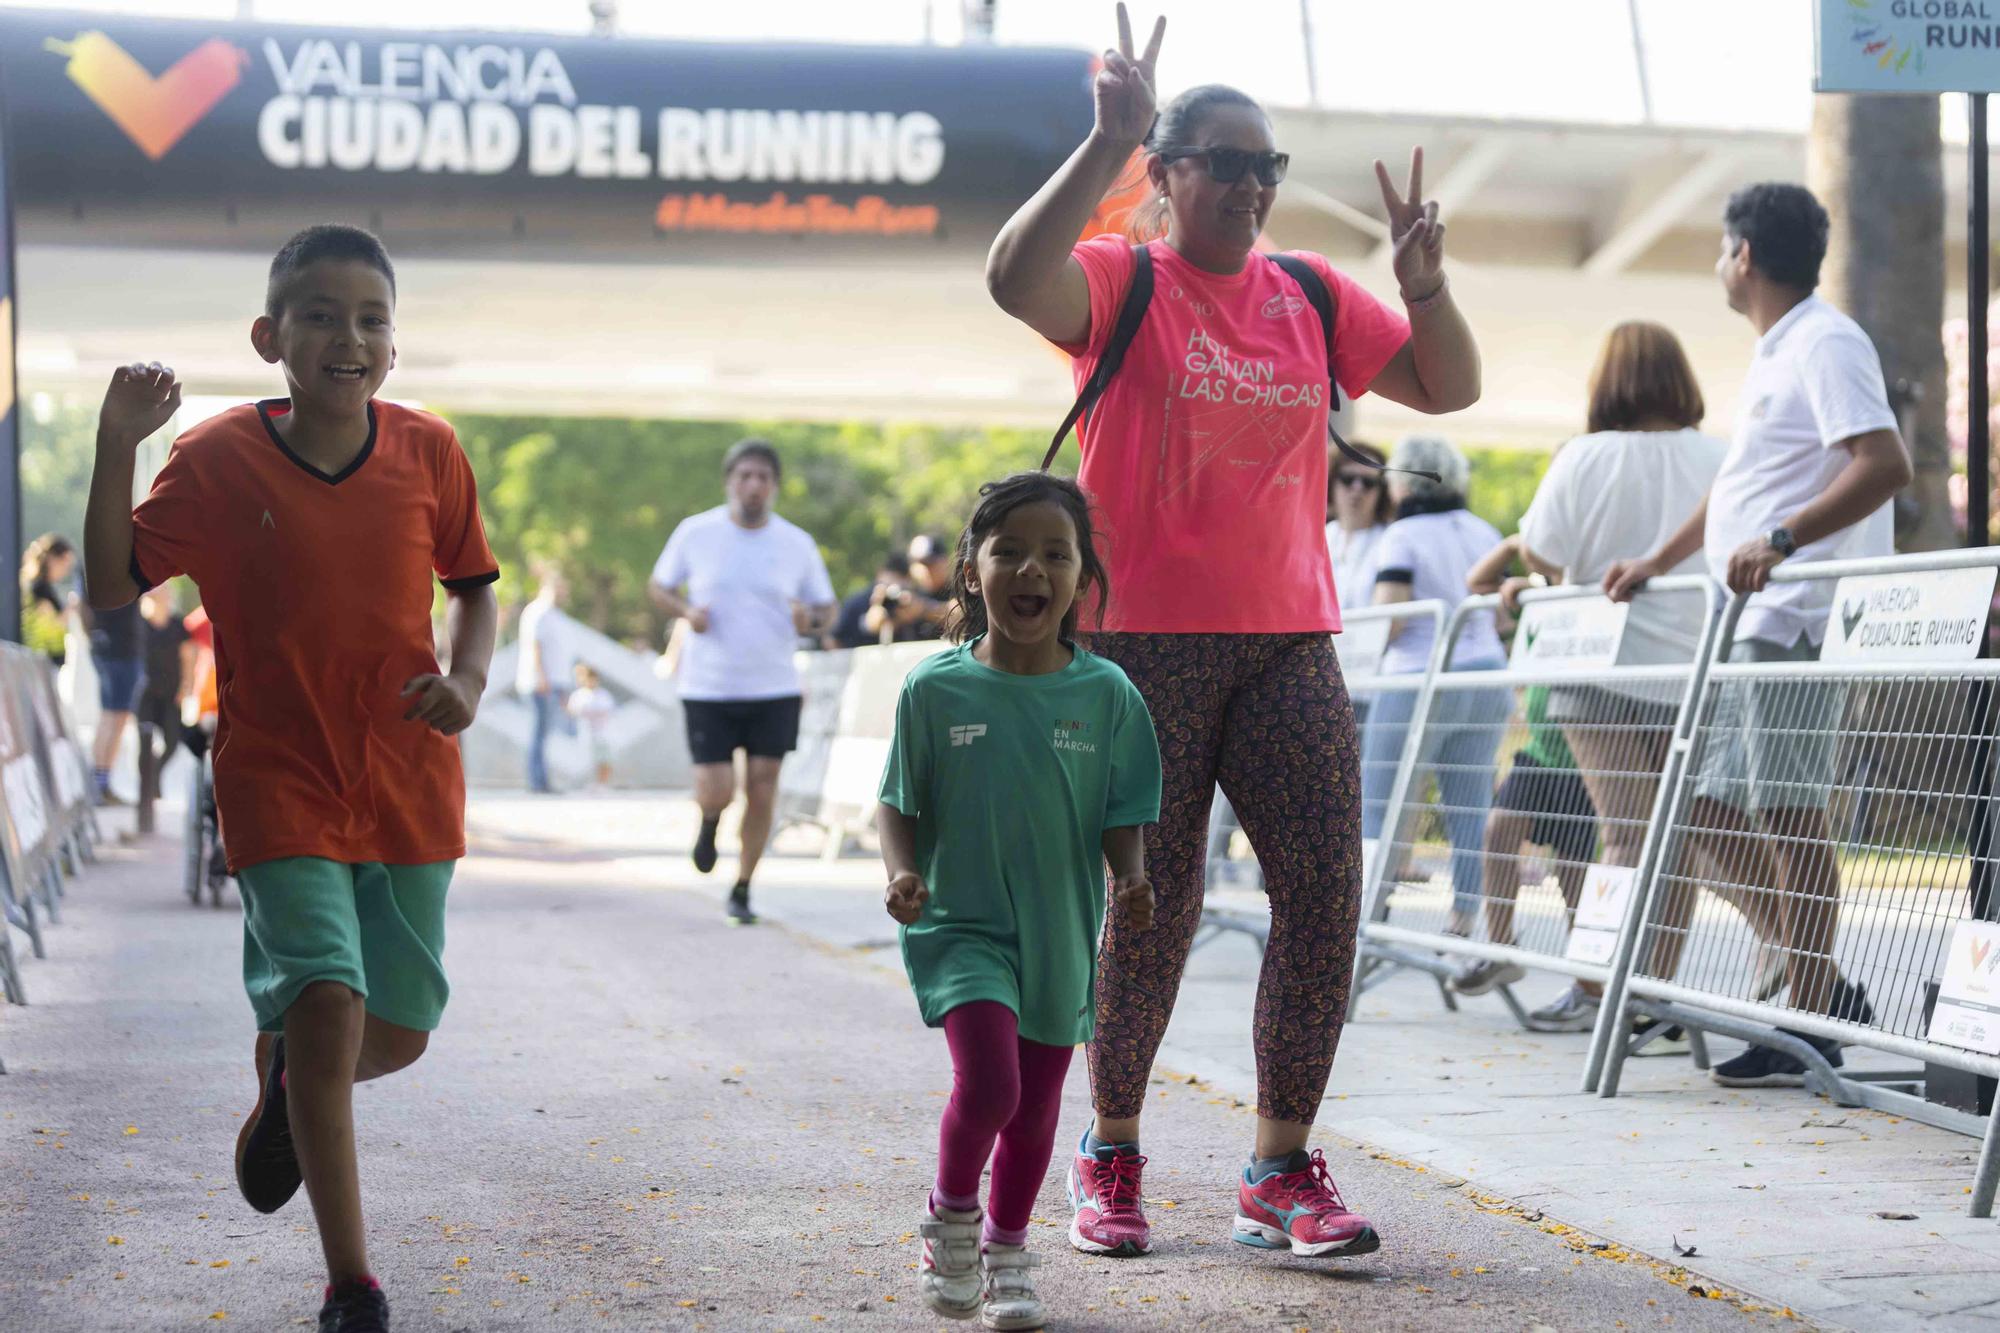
left=884, top=871, right=929, bottom=925
left=400, top=672, right=481, bottom=736
left=99, top=362, right=183, bottom=450
left=1114, top=872, right=1155, bottom=931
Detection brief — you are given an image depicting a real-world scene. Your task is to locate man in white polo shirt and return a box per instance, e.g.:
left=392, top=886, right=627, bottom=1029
left=649, top=439, right=836, bottom=925
left=1607, top=182, right=1912, bottom=1089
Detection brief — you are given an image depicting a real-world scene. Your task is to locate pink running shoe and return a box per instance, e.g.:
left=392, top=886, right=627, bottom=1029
left=1233, top=1149, right=1380, bottom=1258
left=1066, top=1135, right=1150, bottom=1257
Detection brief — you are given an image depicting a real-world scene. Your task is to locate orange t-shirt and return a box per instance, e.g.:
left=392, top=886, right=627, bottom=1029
left=131, top=399, right=499, bottom=870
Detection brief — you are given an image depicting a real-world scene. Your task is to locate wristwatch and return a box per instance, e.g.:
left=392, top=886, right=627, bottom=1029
left=1765, top=527, right=1797, bottom=557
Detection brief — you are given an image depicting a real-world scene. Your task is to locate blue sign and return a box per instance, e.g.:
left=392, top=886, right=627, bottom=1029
left=1818, top=0, right=2000, bottom=93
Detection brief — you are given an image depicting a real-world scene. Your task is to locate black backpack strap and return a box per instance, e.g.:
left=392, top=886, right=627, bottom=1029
left=1267, top=251, right=1438, bottom=483
left=1042, top=244, right=1155, bottom=472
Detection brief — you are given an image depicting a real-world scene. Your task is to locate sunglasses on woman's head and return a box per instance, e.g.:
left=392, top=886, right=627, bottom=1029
left=1336, top=473, right=1381, bottom=491
left=1161, top=146, right=1290, bottom=188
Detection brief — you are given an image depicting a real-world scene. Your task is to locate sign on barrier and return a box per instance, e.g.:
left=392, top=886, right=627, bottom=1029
left=1563, top=863, right=1636, bottom=966
left=1333, top=617, right=1391, bottom=680
left=1509, top=599, right=1628, bottom=670
left=1929, top=921, right=2000, bottom=1057
left=1820, top=566, right=1996, bottom=663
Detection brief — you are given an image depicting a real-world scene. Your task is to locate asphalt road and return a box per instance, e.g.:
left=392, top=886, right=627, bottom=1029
left=2, top=819, right=1796, bottom=1332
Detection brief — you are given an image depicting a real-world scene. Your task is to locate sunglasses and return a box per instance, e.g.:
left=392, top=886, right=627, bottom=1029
left=1161, top=146, right=1290, bottom=188
left=1335, top=473, right=1382, bottom=491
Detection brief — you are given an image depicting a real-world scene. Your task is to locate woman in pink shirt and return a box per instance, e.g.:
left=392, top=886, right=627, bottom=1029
left=985, top=5, right=1479, bottom=1261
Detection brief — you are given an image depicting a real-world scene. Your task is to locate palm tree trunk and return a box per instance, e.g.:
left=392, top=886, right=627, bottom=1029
left=1807, top=93, right=1954, bottom=552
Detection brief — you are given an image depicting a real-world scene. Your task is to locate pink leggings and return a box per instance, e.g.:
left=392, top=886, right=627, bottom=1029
left=933, top=1001, right=1075, bottom=1246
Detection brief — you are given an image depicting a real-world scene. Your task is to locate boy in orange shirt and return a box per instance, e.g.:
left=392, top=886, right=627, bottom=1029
left=83, top=225, right=499, bottom=1333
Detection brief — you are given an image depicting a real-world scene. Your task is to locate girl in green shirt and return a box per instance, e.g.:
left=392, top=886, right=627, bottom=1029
left=878, top=473, right=1162, bottom=1331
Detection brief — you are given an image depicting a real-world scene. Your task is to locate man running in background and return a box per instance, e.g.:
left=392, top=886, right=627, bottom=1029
left=649, top=439, right=836, bottom=925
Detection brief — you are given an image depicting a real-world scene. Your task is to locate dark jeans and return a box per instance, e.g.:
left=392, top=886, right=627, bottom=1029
left=528, top=689, right=562, bottom=792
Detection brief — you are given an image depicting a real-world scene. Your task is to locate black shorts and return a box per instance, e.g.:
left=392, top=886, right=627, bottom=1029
left=1493, top=752, right=1598, bottom=864
left=683, top=696, right=803, bottom=766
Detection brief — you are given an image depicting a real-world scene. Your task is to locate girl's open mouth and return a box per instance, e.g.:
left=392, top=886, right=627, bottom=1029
left=1008, top=594, right=1050, bottom=619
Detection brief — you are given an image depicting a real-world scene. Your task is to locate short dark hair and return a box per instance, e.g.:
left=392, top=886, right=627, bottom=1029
left=266, top=224, right=397, bottom=319
left=880, top=553, right=913, bottom=577
left=1722, top=183, right=1828, bottom=292
left=722, top=437, right=781, bottom=479
left=1586, top=321, right=1705, bottom=434
left=1327, top=438, right=1393, bottom=526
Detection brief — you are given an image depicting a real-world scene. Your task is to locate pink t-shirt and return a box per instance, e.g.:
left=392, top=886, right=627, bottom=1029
left=1060, top=235, right=1410, bottom=634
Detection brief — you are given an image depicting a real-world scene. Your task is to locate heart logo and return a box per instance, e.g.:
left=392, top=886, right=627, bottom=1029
left=1840, top=596, right=1866, bottom=641
left=45, top=31, right=247, bottom=162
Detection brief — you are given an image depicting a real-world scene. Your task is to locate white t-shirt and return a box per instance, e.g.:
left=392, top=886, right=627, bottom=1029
left=1325, top=522, right=1388, bottom=619
left=1373, top=507, right=1507, bottom=674
left=566, top=685, right=614, bottom=731
left=1519, top=428, right=1728, bottom=673
left=650, top=507, right=835, bottom=701
left=1706, top=295, right=1899, bottom=647
left=514, top=597, right=577, bottom=696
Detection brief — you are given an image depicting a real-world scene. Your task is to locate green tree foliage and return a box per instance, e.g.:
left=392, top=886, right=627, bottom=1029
left=19, top=400, right=96, bottom=560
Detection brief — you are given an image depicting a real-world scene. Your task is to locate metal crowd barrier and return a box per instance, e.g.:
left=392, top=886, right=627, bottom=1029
left=1587, top=549, right=2000, bottom=1217
left=1198, top=601, right=1449, bottom=957
left=0, top=645, right=101, bottom=1016
left=776, top=641, right=948, bottom=858
left=1353, top=577, right=1717, bottom=1046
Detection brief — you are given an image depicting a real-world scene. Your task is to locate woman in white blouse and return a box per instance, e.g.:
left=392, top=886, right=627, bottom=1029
left=1512, top=320, right=1760, bottom=1030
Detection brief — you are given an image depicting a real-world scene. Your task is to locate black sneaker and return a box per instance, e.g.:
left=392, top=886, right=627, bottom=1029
left=234, top=1035, right=302, bottom=1213
left=692, top=816, right=720, bottom=876
left=1712, top=1034, right=1844, bottom=1088
left=1831, top=975, right=1876, bottom=1026
left=318, top=1277, right=390, bottom=1332
left=725, top=881, right=757, bottom=926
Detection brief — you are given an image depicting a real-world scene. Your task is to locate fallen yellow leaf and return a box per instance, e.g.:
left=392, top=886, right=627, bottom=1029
left=210, top=1260, right=230, bottom=1269
left=107, top=1236, right=124, bottom=1246
left=124, top=1127, right=139, bottom=1136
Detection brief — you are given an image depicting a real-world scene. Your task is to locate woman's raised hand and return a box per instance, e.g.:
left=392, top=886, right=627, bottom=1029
left=1374, top=147, right=1448, bottom=301
left=1094, top=3, right=1165, bottom=148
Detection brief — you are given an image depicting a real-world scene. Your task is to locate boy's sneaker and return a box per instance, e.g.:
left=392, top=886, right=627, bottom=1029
left=978, top=1245, right=1045, bottom=1331
left=1713, top=1033, right=1845, bottom=1088
left=318, top=1277, right=390, bottom=1333
left=1524, top=983, right=1600, bottom=1033
left=1449, top=956, right=1526, bottom=996
left=724, top=882, right=757, bottom=926
left=1233, top=1148, right=1379, bottom=1258
left=917, top=1198, right=983, bottom=1320
left=1067, top=1136, right=1149, bottom=1256
left=692, top=817, right=720, bottom=875
left=235, top=1034, right=302, bottom=1214
left=1831, top=974, right=1876, bottom=1027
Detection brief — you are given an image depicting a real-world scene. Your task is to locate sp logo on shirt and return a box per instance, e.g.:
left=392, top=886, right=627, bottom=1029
left=948, top=724, right=987, bottom=748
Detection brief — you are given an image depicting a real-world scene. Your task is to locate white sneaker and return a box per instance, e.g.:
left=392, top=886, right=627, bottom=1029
left=978, top=1244, right=1046, bottom=1331
left=918, top=1200, right=983, bottom=1320
left=1449, top=956, right=1527, bottom=996
left=1524, top=983, right=1600, bottom=1033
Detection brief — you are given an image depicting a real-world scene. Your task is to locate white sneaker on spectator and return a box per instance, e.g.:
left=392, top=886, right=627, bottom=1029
left=1450, top=956, right=1526, bottom=996
left=1525, top=984, right=1600, bottom=1033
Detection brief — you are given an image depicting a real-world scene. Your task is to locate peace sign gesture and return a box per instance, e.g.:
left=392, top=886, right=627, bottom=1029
left=1375, top=147, right=1447, bottom=301
left=1094, top=3, right=1166, bottom=149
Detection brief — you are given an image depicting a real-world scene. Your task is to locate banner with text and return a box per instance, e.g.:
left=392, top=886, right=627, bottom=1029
left=1817, top=0, right=2000, bottom=94
left=0, top=8, right=1094, bottom=260
left=1819, top=566, right=1997, bottom=662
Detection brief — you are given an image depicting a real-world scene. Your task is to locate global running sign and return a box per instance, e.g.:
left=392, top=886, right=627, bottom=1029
left=0, top=9, right=1094, bottom=259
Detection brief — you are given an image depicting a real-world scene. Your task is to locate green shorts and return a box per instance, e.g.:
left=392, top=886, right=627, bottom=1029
left=236, top=858, right=454, bottom=1034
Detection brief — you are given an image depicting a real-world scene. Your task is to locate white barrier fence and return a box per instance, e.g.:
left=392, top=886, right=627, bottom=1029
left=0, top=645, right=103, bottom=1043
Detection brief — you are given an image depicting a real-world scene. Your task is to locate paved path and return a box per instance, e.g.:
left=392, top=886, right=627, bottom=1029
left=1, top=802, right=1783, bottom=1332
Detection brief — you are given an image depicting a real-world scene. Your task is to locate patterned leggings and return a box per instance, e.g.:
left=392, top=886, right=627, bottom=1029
left=1087, top=632, right=1364, bottom=1124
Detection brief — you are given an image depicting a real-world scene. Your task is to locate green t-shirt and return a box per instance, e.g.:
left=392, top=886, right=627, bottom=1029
left=1518, top=685, right=1575, bottom=770
left=879, top=640, right=1162, bottom=1046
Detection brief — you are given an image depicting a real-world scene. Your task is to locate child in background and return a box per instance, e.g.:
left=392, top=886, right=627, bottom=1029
left=877, top=472, right=1162, bottom=1331
left=568, top=662, right=615, bottom=788
left=82, top=224, right=500, bottom=1333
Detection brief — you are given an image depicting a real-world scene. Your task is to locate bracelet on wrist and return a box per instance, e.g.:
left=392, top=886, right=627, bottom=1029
left=1402, top=275, right=1449, bottom=313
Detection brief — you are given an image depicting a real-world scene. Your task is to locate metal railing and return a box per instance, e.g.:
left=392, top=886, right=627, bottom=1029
left=1587, top=549, right=2000, bottom=1217
left=1353, top=577, right=1718, bottom=1044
